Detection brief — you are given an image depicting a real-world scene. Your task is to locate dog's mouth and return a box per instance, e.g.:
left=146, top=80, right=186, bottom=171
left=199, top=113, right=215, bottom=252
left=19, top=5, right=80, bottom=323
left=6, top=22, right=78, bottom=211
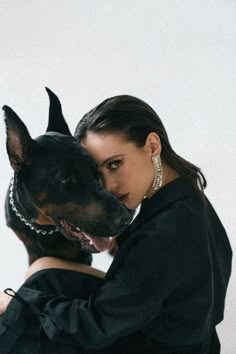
left=60, top=220, right=112, bottom=253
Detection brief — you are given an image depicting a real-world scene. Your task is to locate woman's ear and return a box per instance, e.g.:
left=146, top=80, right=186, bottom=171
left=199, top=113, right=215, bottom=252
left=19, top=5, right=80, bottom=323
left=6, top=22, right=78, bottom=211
left=145, top=132, right=162, bottom=156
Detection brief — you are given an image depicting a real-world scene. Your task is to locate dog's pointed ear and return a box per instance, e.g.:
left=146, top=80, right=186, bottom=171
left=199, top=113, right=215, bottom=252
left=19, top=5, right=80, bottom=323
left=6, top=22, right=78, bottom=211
left=3, top=105, right=37, bottom=173
left=45, top=87, right=72, bottom=136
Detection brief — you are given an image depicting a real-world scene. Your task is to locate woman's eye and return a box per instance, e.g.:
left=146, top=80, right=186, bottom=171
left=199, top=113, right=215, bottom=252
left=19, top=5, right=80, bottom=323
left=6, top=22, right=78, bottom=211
left=108, top=160, right=121, bottom=170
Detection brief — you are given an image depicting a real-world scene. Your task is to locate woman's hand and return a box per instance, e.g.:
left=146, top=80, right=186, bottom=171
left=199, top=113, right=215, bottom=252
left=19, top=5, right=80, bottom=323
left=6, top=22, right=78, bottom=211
left=0, top=291, right=12, bottom=315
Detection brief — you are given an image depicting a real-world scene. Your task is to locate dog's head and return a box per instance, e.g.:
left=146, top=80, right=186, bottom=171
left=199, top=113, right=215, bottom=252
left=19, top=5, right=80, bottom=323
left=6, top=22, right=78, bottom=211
left=3, top=88, right=133, bottom=253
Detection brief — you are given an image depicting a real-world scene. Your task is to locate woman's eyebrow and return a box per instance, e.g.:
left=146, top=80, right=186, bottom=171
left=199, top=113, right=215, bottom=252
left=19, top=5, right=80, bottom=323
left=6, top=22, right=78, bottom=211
left=100, top=154, right=125, bottom=167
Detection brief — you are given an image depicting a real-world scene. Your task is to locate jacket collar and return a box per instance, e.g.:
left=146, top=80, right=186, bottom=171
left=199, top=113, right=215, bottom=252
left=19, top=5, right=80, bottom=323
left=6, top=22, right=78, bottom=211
left=138, top=176, right=197, bottom=219
left=118, top=177, right=200, bottom=245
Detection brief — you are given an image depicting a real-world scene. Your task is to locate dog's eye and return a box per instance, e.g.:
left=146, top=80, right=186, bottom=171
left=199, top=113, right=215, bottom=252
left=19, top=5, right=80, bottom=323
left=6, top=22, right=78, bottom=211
left=60, top=176, right=77, bottom=185
left=61, top=177, right=70, bottom=184
left=55, top=170, right=77, bottom=185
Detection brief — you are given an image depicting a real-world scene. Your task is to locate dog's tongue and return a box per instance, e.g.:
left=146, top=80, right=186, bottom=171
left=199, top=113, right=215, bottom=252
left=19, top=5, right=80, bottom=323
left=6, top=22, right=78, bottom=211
left=84, top=234, right=111, bottom=252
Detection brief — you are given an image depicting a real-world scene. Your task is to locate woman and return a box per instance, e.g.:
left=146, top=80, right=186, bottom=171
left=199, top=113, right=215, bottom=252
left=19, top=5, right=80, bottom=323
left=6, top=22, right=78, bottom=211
left=0, top=95, right=232, bottom=353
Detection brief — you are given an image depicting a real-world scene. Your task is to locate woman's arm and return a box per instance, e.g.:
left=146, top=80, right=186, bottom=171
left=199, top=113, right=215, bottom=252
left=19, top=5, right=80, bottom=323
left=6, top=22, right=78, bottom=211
left=0, top=257, right=105, bottom=316
left=12, top=229, right=178, bottom=350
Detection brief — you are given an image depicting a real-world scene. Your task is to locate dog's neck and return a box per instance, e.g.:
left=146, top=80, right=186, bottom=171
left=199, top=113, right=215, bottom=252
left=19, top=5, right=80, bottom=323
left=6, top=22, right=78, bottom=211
left=9, top=175, right=58, bottom=236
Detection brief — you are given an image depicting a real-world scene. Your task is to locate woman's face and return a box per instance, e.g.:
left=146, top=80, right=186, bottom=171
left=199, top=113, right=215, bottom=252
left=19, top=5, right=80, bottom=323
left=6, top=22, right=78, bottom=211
left=81, top=132, right=160, bottom=209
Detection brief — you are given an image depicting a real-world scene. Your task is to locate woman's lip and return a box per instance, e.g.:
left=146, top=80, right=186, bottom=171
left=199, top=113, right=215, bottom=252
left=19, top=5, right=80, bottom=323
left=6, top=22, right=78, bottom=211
left=116, top=193, right=129, bottom=201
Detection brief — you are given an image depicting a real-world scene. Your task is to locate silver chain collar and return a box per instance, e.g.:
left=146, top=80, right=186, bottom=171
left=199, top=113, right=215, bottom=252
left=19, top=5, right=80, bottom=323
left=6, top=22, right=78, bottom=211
left=9, top=176, right=58, bottom=236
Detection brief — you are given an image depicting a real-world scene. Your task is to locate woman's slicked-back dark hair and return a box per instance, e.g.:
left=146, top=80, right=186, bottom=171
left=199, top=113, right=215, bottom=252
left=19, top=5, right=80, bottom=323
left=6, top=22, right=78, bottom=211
left=74, top=95, right=207, bottom=197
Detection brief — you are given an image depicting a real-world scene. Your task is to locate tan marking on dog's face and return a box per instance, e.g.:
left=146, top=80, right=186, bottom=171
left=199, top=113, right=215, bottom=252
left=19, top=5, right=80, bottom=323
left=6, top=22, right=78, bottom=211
left=35, top=201, right=104, bottom=226
left=37, top=192, right=48, bottom=202
left=34, top=206, right=55, bottom=225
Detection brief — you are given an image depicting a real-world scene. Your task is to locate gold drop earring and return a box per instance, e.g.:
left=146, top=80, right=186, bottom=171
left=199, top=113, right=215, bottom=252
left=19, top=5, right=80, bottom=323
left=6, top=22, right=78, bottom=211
left=152, top=155, right=163, bottom=191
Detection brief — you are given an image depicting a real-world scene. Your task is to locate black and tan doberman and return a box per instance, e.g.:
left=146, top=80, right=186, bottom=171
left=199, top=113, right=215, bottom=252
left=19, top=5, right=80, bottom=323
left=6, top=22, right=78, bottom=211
left=3, top=88, right=132, bottom=265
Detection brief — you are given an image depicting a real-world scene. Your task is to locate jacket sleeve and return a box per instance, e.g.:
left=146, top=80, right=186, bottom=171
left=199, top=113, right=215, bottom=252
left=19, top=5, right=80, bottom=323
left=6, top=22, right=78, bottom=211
left=15, top=215, right=204, bottom=350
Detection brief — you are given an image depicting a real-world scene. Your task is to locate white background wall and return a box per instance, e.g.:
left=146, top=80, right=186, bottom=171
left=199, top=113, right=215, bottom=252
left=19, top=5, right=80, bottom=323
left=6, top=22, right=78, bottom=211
left=0, top=1, right=235, bottom=352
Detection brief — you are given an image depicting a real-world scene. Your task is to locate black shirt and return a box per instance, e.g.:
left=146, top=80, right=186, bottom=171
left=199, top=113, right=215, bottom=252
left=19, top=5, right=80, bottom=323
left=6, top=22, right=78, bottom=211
left=9, top=177, right=233, bottom=351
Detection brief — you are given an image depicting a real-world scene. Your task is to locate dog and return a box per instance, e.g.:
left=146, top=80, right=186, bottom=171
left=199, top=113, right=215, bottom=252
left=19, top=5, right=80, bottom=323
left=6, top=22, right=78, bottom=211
left=3, top=88, right=132, bottom=266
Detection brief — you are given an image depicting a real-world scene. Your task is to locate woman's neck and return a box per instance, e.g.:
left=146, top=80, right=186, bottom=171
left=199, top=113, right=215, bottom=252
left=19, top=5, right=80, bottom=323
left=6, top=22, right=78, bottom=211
left=147, top=163, right=180, bottom=199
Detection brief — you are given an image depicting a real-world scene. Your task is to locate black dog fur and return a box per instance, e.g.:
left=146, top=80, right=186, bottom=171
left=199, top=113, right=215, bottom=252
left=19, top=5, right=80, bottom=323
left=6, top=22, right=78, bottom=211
left=3, top=88, right=132, bottom=265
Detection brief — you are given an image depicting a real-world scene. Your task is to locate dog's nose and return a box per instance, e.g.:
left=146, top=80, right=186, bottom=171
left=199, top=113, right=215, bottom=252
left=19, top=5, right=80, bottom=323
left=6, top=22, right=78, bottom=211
left=113, top=213, right=131, bottom=229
